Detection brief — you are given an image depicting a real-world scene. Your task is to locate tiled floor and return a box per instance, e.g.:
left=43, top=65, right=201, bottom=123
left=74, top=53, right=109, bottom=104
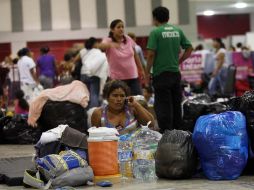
left=1, top=145, right=254, bottom=190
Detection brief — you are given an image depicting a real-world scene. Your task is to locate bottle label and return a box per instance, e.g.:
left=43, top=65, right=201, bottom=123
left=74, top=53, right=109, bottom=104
left=133, top=150, right=155, bottom=160
left=118, top=151, right=133, bottom=161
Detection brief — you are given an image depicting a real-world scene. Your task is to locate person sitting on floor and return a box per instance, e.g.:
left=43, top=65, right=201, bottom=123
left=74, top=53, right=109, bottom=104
left=91, top=80, right=154, bottom=135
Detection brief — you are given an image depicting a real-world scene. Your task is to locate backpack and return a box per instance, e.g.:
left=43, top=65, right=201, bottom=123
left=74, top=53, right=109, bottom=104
left=23, top=150, right=94, bottom=189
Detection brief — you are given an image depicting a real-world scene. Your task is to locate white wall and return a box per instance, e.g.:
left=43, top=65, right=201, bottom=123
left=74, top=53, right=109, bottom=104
left=0, top=0, right=11, bottom=32
left=80, top=0, right=97, bottom=28
left=231, top=35, right=246, bottom=47
left=51, top=0, right=70, bottom=30
left=0, top=0, right=198, bottom=54
left=22, top=0, right=41, bottom=31
left=135, top=0, right=152, bottom=26
left=246, top=32, right=254, bottom=50
left=251, top=13, right=254, bottom=32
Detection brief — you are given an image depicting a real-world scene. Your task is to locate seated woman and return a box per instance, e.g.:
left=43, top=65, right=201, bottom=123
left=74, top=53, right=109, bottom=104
left=91, top=80, right=154, bottom=135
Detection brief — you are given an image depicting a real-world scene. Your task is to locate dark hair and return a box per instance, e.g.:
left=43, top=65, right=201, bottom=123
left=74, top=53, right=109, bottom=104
left=13, top=58, right=18, bottom=64
left=17, top=48, right=30, bottom=57
left=213, top=38, right=225, bottom=49
left=143, top=86, right=153, bottom=94
left=40, top=46, right=50, bottom=54
left=195, top=44, right=204, bottom=51
left=85, top=37, right=97, bottom=50
left=108, top=19, right=126, bottom=44
left=236, top=42, right=242, bottom=48
left=64, top=53, right=72, bottom=61
left=152, top=6, right=169, bottom=23
left=103, top=80, right=130, bottom=99
left=15, top=90, right=29, bottom=110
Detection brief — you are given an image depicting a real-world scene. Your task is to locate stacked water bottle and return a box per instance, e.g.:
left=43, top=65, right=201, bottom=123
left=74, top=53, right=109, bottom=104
left=117, top=123, right=162, bottom=181
left=118, top=140, right=133, bottom=178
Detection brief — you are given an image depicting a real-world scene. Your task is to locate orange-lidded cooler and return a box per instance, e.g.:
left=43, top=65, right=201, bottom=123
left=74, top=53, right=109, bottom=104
left=88, top=127, right=120, bottom=176
left=88, top=140, right=119, bottom=176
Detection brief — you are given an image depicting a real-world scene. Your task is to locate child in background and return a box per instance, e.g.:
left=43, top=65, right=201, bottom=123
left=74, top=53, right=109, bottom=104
left=143, top=86, right=156, bottom=120
left=143, top=86, right=154, bottom=107
left=14, top=90, right=29, bottom=115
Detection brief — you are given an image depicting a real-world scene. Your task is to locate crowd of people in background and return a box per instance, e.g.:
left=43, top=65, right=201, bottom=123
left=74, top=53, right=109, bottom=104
left=0, top=6, right=252, bottom=133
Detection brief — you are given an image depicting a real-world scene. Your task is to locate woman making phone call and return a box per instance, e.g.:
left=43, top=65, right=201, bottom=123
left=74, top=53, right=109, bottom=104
left=91, top=80, right=154, bottom=135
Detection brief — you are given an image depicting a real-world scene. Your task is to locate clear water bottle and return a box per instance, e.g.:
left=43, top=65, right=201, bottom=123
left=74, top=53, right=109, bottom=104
left=118, top=140, right=133, bottom=179
left=132, top=126, right=161, bottom=181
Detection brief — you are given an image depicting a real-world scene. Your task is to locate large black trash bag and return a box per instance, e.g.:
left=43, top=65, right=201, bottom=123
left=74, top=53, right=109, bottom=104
left=3, top=115, right=42, bottom=144
left=231, top=91, right=254, bottom=175
left=240, top=90, right=254, bottom=109
left=226, top=91, right=254, bottom=174
left=0, top=115, right=12, bottom=144
left=155, top=130, right=198, bottom=179
left=37, top=101, right=88, bottom=133
left=229, top=91, right=254, bottom=153
left=181, top=94, right=211, bottom=132
left=227, top=97, right=242, bottom=111
left=181, top=94, right=227, bottom=132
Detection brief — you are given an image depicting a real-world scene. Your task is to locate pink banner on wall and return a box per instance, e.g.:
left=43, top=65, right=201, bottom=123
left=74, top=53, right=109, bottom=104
left=180, top=54, right=203, bottom=83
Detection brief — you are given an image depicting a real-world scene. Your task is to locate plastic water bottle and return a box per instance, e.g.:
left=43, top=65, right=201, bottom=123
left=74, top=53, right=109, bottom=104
left=133, top=142, right=157, bottom=181
left=118, top=140, right=133, bottom=179
left=132, top=126, right=161, bottom=181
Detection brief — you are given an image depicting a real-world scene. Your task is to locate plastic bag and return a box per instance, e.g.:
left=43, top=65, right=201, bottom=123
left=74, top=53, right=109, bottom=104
left=3, top=115, right=42, bottom=144
left=30, top=84, right=44, bottom=102
left=182, top=94, right=227, bottom=132
left=228, top=91, right=254, bottom=153
left=193, top=111, right=248, bottom=180
left=37, top=101, right=88, bottom=133
left=155, top=130, right=198, bottom=179
left=132, top=125, right=162, bottom=180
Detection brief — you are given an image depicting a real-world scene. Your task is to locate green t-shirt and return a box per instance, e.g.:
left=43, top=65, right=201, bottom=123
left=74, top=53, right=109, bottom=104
left=147, top=23, right=192, bottom=76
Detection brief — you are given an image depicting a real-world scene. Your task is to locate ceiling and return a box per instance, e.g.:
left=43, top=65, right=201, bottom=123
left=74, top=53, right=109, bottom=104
left=190, top=0, right=254, bottom=15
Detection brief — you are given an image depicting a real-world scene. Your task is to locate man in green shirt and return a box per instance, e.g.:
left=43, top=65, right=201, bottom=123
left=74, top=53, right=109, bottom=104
left=146, top=6, right=193, bottom=133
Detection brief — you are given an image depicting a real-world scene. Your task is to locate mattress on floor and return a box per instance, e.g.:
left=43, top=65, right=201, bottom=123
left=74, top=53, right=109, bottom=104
left=0, top=156, right=34, bottom=186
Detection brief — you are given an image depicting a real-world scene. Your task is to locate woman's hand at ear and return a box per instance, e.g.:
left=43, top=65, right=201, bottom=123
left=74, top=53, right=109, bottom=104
left=126, top=96, right=155, bottom=128
left=126, top=96, right=138, bottom=108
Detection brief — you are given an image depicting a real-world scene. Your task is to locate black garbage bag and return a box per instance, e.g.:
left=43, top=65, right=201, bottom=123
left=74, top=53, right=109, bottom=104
left=3, top=115, right=41, bottom=144
left=155, top=130, right=198, bottom=179
left=226, top=91, right=254, bottom=173
left=245, top=110, right=254, bottom=150
left=0, top=116, right=12, bottom=144
left=37, top=101, right=88, bottom=133
left=227, top=97, right=242, bottom=111
left=229, top=91, right=254, bottom=152
left=181, top=94, right=211, bottom=132
left=181, top=94, right=227, bottom=132
left=238, top=90, right=254, bottom=111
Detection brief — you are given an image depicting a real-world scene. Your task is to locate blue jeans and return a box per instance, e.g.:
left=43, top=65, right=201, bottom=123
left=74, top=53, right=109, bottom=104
left=81, top=75, right=100, bottom=108
left=39, top=75, right=54, bottom=89
left=208, top=67, right=228, bottom=96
